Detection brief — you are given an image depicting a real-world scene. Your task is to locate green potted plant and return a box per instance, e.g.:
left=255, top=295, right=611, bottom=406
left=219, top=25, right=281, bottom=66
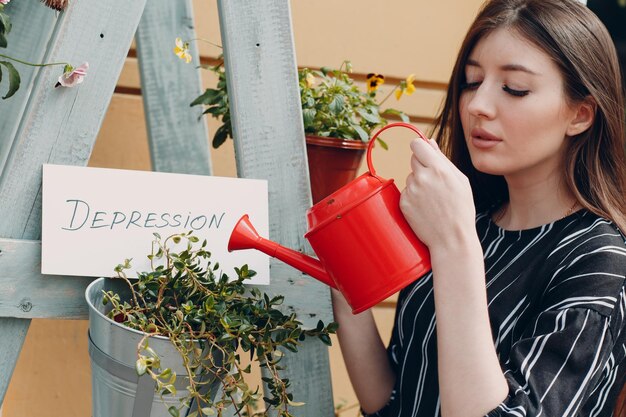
left=86, top=230, right=336, bottom=417
left=294, top=62, right=414, bottom=202
left=174, top=39, right=415, bottom=202
left=189, top=58, right=413, bottom=148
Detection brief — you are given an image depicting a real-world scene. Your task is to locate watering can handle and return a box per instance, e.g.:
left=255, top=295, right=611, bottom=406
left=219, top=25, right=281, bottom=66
left=366, top=122, right=429, bottom=177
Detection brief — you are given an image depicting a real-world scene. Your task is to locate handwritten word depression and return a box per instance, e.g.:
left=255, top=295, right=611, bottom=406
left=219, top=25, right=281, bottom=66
left=61, top=199, right=225, bottom=231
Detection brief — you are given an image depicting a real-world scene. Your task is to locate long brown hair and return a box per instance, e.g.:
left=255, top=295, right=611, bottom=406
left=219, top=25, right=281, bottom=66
left=432, top=0, right=626, bottom=233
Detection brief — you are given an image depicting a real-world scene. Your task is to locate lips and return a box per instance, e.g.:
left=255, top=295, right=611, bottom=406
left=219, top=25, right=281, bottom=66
left=470, top=127, right=502, bottom=149
left=471, top=127, right=501, bottom=142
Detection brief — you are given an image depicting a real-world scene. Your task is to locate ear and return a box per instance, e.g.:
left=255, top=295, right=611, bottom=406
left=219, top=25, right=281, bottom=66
left=566, top=96, right=596, bottom=136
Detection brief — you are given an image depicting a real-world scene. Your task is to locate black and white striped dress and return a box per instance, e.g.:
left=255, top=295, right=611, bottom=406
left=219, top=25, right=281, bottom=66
left=366, top=209, right=626, bottom=417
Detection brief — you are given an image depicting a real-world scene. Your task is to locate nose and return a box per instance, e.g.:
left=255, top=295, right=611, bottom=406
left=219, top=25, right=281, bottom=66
left=464, top=84, right=496, bottom=120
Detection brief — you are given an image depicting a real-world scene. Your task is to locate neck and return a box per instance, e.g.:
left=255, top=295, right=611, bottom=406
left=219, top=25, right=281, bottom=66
left=496, top=170, right=578, bottom=230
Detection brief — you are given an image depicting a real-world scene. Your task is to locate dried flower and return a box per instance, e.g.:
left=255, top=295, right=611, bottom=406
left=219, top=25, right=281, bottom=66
left=56, top=62, right=88, bottom=88
left=174, top=37, right=192, bottom=63
left=40, top=0, right=68, bottom=11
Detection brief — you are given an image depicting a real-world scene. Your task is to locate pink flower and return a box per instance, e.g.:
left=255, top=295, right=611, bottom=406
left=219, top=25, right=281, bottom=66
left=56, top=62, right=89, bottom=88
left=0, top=0, right=11, bottom=5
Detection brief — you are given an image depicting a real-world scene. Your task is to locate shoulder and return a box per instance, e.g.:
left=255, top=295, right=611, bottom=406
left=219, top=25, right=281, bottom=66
left=541, top=210, right=626, bottom=318
left=547, top=210, right=626, bottom=273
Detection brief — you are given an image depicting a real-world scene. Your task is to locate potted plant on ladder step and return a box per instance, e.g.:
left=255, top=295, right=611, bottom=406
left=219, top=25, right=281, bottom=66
left=86, top=230, right=336, bottom=417
left=174, top=38, right=416, bottom=203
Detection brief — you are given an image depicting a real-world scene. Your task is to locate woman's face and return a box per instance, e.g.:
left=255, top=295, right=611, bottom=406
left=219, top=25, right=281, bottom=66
left=459, top=28, right=579, bottom=182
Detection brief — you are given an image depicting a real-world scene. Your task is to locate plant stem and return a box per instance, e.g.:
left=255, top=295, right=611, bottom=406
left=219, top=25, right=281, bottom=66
left=378, top=86, right=399, bottom=106
left=117, top=270, right=141, bottom=307
left=186, top=38, right=223, bottom=50
left=0, top=53, right=69, bottom=68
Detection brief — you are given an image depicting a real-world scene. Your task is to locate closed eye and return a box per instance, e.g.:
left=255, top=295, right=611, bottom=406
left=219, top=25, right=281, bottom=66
left=503, top=85, right=529, bottom=97
left=460, top=81, right=481, bottom=91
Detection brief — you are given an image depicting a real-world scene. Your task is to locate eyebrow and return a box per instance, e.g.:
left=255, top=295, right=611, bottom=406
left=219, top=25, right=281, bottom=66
left=466, top=59, right=539, bottom=75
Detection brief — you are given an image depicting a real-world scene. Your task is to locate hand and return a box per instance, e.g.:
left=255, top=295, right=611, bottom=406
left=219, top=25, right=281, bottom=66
left=399, top=137, right=476, bottom=250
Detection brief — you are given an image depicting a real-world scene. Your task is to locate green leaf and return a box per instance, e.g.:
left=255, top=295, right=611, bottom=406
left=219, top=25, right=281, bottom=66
left=302, top=108, right=316, bottom=126
left=381, top=108, right=410, bottom=123
left=202, top=106, right=223, bottom=116
left=376, top=137, right=389, bottom=150
left=190, top=88, right=222, bottom=106
left=326, top=321, right=339, bottom=332
left=0, top=12, right=12, bottom=36
left=135, top=359, right=147, bottom=376
left=168, top=406, right=180, bottom=417
left=357, top=108, right=381, bottom=124
left=0, top=61, right=19, bottom=99
left=318, top=333, right=332, bottom=346
left=212, top=124, right=229, bottom=148
left=200, top=407, right=216, bottom=415
left=351, top=124, right=369, bottom=142
left=328, top=95, right=344, bottom=114
left=0, top=33, right=6, bottom=49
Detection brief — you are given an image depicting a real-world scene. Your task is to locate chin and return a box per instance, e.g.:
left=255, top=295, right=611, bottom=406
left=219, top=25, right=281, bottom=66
left=468, top=155, right=506, bottom=176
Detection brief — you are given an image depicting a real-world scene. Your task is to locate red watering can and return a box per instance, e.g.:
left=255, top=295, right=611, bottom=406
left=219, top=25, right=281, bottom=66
left=228, top=122, right=431, bottom=314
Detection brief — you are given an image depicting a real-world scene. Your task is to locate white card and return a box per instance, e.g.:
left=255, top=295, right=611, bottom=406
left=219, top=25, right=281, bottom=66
left=42, top=164, right=270, bottom=284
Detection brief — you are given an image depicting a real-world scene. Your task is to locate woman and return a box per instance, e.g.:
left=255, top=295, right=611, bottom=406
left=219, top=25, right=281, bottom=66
left=332, top=0, right=626, bottom=416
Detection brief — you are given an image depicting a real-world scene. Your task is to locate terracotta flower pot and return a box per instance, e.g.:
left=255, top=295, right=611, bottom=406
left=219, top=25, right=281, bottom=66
left=305, top=135, right=368, bottom=204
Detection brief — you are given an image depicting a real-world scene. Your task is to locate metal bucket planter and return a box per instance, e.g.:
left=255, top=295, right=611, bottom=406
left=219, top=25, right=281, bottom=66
left=86, top=277, right=221, bottom=417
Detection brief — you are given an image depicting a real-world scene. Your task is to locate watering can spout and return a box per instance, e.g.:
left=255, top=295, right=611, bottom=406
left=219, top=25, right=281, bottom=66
left=228, top=215, right=337, bottom=289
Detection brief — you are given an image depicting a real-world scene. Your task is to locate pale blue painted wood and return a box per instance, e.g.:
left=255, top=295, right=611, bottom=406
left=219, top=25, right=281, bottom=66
left=0, top=1, right=57, bottom=175
left=217, top=1, right=335, bottom=415
left=0, top=238, right=90, bottom=319
left=216, top=0, right=332, bottom=326
left=0, top=4, right=58, bottom=404
left=0, top=0, right=148, bottom=240
left=136, top=2, right=237, bottom=413
left=252, top=262, right=335, bottom=331
left=0, top=0, right=147, bottom=406
left=135, top=0, right=212, bottom=175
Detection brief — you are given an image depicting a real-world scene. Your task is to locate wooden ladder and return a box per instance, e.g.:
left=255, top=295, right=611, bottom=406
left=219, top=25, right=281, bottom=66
left=0, top=1, right=333, bottom=416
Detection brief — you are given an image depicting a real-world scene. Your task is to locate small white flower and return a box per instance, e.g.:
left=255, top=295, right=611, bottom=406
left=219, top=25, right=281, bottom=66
left=57, top=62, right=89, bottom=88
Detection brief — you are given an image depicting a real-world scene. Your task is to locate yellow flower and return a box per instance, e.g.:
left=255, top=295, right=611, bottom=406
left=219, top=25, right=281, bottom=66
left=305, top=72, right=316, bottom=88
left=366, top=73, right=385, bottom=93
left=174, top=37, right=192, bottom=63
left=395, top=74, right=416, bottom=100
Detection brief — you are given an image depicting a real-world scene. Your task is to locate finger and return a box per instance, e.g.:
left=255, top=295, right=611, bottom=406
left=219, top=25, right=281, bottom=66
left=404, top=172, right=414, bottom=189
left=410, top=138, right=439, bottom=168
left=404, top=171, right=422, bottom=197
left=411, top=154, right=426, bottom=171
left=425, top=138, right=457, bottom=170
